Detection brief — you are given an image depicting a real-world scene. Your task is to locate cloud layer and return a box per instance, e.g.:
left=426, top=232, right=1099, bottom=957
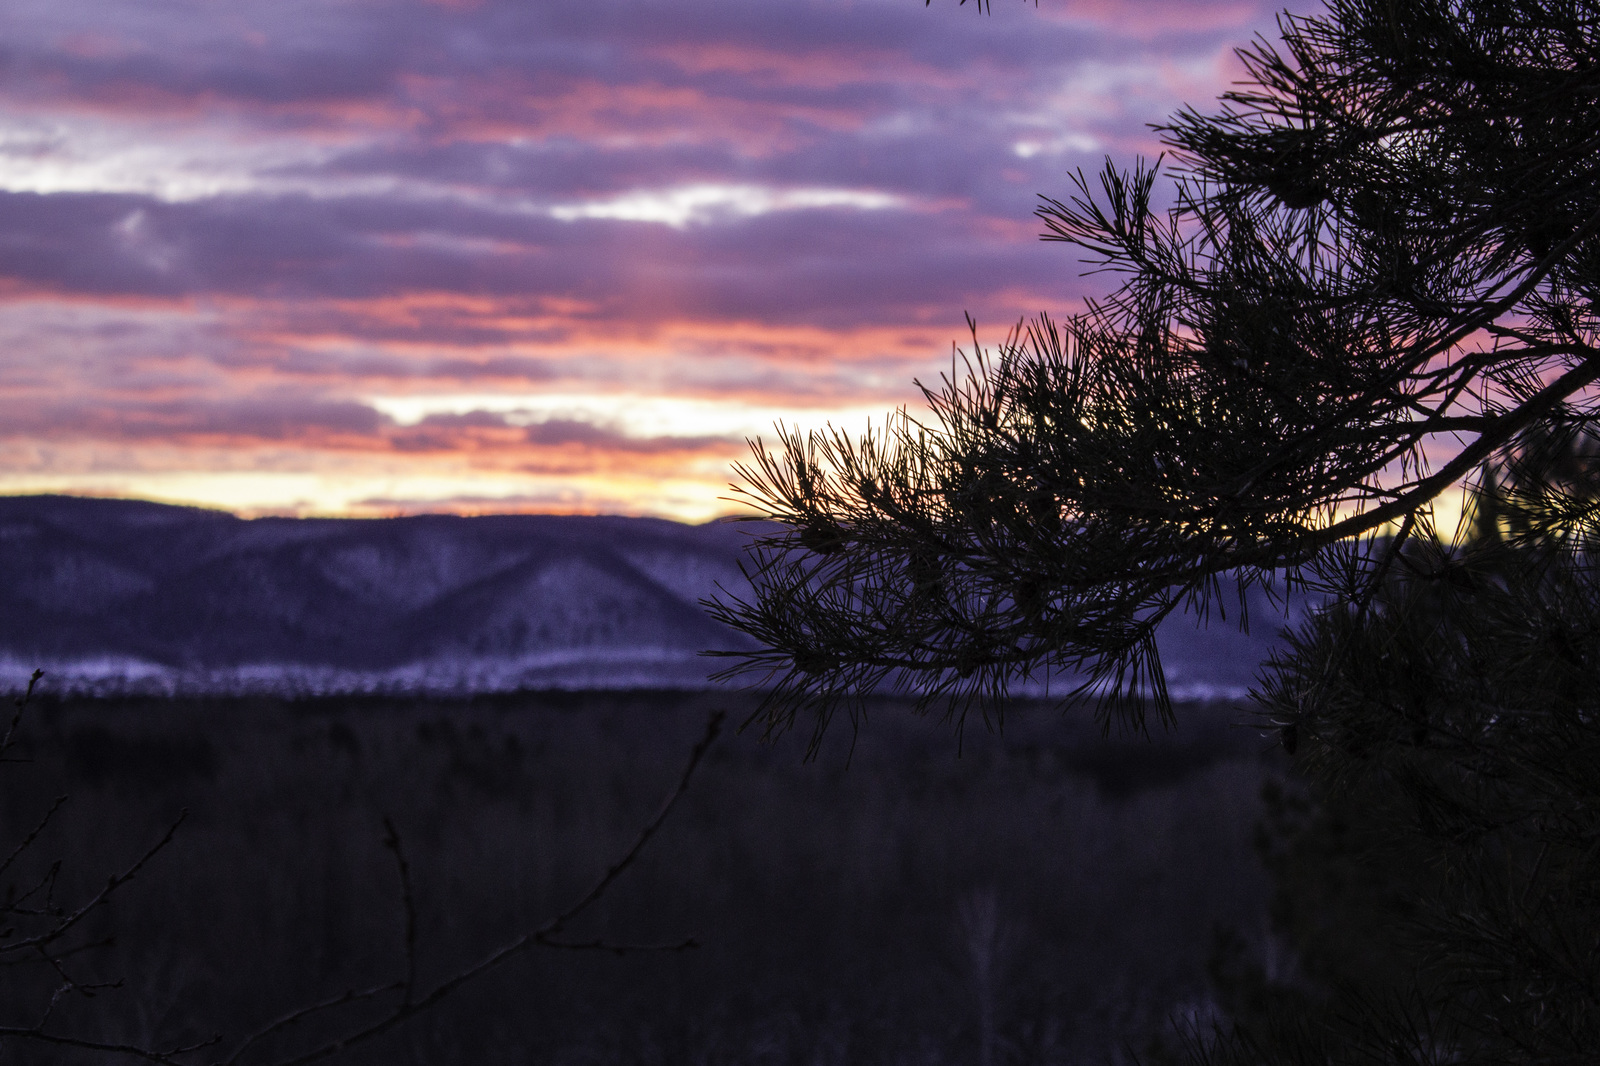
left=0, top=0, right=1284, bottom=520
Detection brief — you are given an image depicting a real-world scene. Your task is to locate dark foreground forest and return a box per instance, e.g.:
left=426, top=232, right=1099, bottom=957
left=0, top=689, right=1281, bottom=1065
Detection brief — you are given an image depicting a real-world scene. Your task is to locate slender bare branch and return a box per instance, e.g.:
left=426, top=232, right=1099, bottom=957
left=0, top=670, right=43, bottom=762
left=228, top=710, right=724, bottom=1066
left=0, top=795, right=66, bottom=881
left=0, top=811, right=187, bottom=956
left=379, top=818, right=417, bottom=1007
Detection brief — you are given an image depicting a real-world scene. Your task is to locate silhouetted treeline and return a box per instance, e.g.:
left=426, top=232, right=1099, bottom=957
left=0, top=690, right=1278, bottom=1064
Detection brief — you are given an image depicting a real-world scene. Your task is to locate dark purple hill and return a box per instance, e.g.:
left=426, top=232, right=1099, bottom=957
left=0, top=495, right=1301, bottom=697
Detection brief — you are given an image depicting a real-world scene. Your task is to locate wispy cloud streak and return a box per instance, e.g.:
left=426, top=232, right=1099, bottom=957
left=0, top=0, right=1283, bottom=520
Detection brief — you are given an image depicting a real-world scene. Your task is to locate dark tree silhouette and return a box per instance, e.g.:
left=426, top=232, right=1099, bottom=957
left=712, top=0, right=1600, bottom=1059
left=710, top=0, right=1600, bottom=738
left=1193, top=428, right=1600, bottom=1063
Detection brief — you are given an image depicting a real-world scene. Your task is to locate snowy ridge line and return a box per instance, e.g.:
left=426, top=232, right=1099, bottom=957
left=0, top=650, right=722, bottom=698
left=0, top=496, right=1286, bottom=699
left=0, top=668, right=1252, bottom=703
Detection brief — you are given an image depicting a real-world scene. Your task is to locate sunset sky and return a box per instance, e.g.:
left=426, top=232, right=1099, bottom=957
left=1, top=0, right=1288, bottom=522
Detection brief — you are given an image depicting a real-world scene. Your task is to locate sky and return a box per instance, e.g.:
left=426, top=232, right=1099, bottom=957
left=0, top=0, right=1290, bottom=522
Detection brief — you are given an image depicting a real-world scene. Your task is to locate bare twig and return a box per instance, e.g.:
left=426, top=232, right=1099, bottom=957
left=0, top=672, right=723, bottom=1066
left=380, top=817, right=417, bottom=1006
left=236, top=709, right=725, bottom=1066
left=220, top=983, right=403, bottom=1066
left=0, top=935, right=114, bottom=968
left=0, top=795, right=67, bottom=882
left=7, top=857, right=61, bottom=916
left=35, top=941, right=121, bottom=1001
left=0, top=670, right=43, bottom=761
left=533, top=934, right=700, bottom=955
left=0, top=811, right=187, bottom=957
left=540, top=709, right=725, bottom=940
left=0, top=1025, right=220, bottom=1065
left=0, top=672, right=209, bottom=1065
left=37, top=980, right=74, bottom=1030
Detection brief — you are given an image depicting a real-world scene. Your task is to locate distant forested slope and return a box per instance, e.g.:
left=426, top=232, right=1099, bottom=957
left=0, top=496, right=1292, bottom=696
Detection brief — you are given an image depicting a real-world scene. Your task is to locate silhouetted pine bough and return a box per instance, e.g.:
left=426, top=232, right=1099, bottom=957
left=716, top=0, right=1600, bottom=1059
left=1174, top=448, right=1600, bottom=1065
left=0, top=685, right=1276, bottom=1064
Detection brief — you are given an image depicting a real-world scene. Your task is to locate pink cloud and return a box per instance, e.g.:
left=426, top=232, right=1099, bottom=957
left=0, top=0, right=1288, bottom=519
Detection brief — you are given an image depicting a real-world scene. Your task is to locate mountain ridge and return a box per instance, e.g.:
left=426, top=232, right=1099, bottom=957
left=0, top=495, right=1293, bottom=699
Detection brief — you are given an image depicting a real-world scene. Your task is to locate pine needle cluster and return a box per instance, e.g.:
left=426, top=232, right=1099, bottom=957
left=712, top=1, right=1600, bottom=1057
left=709, top=0, right=1600, bottom=746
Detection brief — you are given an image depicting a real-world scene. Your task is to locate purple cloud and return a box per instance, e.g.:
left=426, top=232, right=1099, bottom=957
left=0, top=0, right=1287, bottom=518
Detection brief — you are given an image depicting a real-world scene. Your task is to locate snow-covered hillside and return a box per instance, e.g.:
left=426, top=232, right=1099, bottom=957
left=0, top=496, right=1300, bottom=698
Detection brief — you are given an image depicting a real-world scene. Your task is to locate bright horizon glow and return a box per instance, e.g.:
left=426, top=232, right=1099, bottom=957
left=0, top=469, right=749, bottom=522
